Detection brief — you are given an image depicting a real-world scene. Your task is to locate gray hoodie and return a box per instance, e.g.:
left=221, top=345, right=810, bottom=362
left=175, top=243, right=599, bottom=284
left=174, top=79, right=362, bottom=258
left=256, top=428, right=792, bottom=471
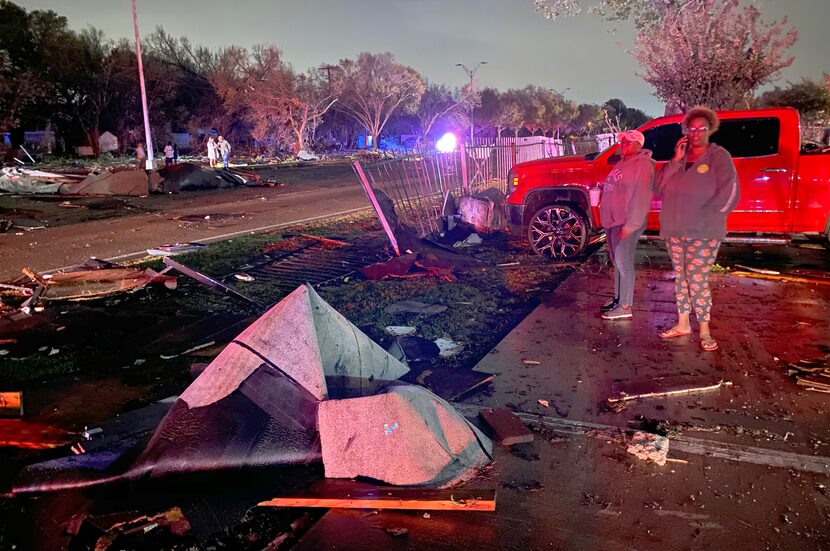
left=654, top=143, right=739, bottom=241
left=599, top=149, right=655, bottom=232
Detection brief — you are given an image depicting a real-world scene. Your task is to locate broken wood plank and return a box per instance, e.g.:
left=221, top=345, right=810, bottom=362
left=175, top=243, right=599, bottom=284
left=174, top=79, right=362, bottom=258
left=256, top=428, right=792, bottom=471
left=607, top=378, right=732, bottom=403
left=163, top=257, right=263, bottom=309
left=730, top=271, right=830, bottom=286
left=796, top=377, right=830, bottom=391
left=257, top=480, right=495, bottom=511
left=479, top=407, right=533, bottom=446
left=0, top=391, right=23, bottom=417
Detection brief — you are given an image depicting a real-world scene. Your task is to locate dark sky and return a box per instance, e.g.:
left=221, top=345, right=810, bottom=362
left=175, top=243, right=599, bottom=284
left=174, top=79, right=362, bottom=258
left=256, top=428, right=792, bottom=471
left=18, top=0, right=828, bottom=116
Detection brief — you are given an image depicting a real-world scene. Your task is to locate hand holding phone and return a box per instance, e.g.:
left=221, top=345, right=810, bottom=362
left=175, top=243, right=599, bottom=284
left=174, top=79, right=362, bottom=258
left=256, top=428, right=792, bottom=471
left=674, top=136, right=689, bottom=161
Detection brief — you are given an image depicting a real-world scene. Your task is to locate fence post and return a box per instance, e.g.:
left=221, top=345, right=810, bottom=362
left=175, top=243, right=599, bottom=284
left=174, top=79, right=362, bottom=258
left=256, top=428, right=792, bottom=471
left=353, top=161, right=400, bottom=256
left=511, top=143, right=517, bottom=168
left=460, top=144, right=468, bottom=194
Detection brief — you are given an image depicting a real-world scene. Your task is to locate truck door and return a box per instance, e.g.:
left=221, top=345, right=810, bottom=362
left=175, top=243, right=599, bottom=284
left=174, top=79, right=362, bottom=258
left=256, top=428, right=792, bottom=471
left=710, top=116, right=795, bottom=232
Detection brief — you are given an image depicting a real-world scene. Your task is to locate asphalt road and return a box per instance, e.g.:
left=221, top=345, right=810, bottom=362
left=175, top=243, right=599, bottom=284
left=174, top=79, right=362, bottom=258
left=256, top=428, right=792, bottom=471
left=0, top=165, right=371, bottom=279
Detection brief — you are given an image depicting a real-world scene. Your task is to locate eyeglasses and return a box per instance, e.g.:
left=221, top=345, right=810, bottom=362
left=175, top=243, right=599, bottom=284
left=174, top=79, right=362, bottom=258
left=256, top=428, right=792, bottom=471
left=686, top=126, right=709, bottom=133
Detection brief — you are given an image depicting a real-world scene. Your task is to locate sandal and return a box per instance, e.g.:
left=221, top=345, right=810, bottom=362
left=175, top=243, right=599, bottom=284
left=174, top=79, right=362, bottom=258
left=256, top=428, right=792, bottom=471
left=659, top=327, right=692, bottom=339
left=700, top=336, right=718, bottom=351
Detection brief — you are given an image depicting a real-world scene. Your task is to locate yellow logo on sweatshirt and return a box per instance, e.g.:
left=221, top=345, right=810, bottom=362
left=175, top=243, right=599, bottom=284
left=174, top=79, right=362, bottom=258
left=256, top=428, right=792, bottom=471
left=697, top=164, right=710, bottom=174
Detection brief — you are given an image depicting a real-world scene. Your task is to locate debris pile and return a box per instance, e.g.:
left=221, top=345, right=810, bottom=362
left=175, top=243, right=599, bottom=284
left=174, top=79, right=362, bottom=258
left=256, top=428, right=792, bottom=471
left=0, top=259, right=177, bottom=317
left=13, top=284, right=492, bottom=495
left=788, top=357, right=830, bottom=394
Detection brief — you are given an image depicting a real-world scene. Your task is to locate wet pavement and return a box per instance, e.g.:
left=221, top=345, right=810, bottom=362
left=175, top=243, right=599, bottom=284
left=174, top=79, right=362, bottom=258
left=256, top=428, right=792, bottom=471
left=443, top=241, right=830, bottom=550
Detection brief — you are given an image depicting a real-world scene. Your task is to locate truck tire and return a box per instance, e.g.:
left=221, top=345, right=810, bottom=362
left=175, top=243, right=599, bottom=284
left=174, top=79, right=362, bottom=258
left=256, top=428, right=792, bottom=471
left=527, top=203, right=588, bottom=260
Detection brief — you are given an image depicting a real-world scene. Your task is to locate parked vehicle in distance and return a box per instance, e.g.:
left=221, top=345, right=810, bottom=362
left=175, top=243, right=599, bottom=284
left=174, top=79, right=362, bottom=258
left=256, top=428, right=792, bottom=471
left=504, top=107, right=830, bottom=259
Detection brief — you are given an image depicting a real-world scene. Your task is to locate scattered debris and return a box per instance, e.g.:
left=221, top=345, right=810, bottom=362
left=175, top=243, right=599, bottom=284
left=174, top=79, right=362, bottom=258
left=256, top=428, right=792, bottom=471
left=626, top=431, right=669, bottom=466
left=479, top=407, right=534, bottom=446
left=401, top=366, right=494, bottom=401
left=388, top=336, right=441, bottom=366
left=384, top=300, right=447, bottom=316
left=453, top=233, right=483, bottom=248
left=0, top=419, right=75, bottom=449
left=0, top=391, right=23, bottom=417
left=521, top=359, right=540, bottom=366
left=58, top=201, right=85, bottom=209
left=537, top=399, right=550, bottom=408
left=788, top=357, right=830, bottom=393
left=607, top=378, right=733, bottom=404
left=233, top=272, right=255, bottom=282
left=730, top=270, right=830, bottom=286
left=147, top=242, right=207, bottom=256
left=257, top=480, right=496, bottom=511
left=162, top=256, right=262, bottom=309
left=734, top=264, right=780, bottom=275
left=385, top=325, right=417, bottom=337
left=434, top=337, right=463, bottom=357
left=360, top=254, right=416, bottom=280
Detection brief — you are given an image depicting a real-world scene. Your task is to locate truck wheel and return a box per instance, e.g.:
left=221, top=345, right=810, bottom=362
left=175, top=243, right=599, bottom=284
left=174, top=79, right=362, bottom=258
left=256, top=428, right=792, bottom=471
left=527, top=204, right=588, bottom=259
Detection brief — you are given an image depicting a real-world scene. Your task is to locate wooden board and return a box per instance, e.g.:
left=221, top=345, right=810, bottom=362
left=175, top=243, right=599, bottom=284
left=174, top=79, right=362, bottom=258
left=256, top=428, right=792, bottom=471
left=478, top=407, right=533, bottom=446
left=608, top=376, right=732, bottom=403
left=257, top=479, right=496, bottom=511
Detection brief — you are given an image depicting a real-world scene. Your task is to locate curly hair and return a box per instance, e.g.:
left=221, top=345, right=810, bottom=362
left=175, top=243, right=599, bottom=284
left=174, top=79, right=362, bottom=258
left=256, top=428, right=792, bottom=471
left=682, top=106, right=720, bottom=133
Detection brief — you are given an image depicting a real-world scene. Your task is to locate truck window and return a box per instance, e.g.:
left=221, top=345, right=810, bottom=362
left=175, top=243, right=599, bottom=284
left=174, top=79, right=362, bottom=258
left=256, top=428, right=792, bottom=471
left=710, top=118, right=780, bottom=158
left=642, top=124, right=683, bottom=162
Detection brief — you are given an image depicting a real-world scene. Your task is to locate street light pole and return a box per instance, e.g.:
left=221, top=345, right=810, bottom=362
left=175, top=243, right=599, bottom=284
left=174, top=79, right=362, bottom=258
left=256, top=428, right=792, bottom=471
left=131, top=0, right=154, bottom=170
left=456, top=61, right=486, bottom=144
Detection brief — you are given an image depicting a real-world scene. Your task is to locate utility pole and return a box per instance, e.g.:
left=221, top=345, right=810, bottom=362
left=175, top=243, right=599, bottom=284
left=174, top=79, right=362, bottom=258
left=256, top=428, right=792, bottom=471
left=319, top=64, right=338, bottom=91
left=132, top=0, right=154, bottom=170
left=455, top=61, right=486, bottom=144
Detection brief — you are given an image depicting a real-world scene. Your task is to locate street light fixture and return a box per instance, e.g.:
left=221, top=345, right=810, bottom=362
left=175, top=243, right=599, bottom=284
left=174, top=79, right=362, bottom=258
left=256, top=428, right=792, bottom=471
left=456, top=61, right=487, bottom=144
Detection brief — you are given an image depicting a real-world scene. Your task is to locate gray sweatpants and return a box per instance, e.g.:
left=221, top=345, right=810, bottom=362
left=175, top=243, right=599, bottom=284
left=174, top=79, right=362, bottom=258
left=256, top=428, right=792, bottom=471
left=607, top=225, right=646, bottom=307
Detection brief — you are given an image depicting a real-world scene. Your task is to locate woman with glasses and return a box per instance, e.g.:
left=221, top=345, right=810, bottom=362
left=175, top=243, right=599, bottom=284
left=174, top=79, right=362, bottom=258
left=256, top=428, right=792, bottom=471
left=654, top=106, right=740, bottom=351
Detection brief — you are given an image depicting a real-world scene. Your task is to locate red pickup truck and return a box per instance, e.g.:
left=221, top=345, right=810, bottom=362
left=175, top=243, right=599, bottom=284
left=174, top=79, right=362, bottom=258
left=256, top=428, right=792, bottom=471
left=504, top=107, right=830, bottom=259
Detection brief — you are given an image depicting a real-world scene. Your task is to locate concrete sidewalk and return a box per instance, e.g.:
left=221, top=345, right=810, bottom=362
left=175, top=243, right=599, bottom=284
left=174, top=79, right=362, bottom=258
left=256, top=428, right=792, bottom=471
left=296, top=243, right=830, bottom=550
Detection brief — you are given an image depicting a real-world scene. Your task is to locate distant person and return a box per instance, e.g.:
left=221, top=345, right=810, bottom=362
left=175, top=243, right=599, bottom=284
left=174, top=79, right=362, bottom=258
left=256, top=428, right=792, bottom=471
left=164, top=141, right=174, bottom=166
left=136, top=142, right=146, bottom=169
left=172, top=141, right=179, bottom=164
left=207, top=136, right=217, bottom=168
left=654, top=106, right=740, bottom=351
left=218, top=136, right=231, bottom=169
left=598, top=129, right=655, bottom=320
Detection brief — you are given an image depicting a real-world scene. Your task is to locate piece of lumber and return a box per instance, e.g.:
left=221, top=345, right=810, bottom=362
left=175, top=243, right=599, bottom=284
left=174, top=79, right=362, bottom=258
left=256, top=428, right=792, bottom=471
left=730, top=271, right=830, bottom=286
left=479, top=407, right=534, bottom=446
left=257, top=480, right=496, bottom=511
left=797, top=377, right=830, bottom=391
left=0, top=391, right=23, bottom=417
left=607, top=378, right=732, bottom=403
left=163, top=257, right=263, bottom=309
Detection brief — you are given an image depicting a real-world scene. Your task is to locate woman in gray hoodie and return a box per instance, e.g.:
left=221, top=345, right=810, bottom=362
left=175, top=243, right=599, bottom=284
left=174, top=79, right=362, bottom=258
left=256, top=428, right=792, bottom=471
left=654, top=106, right=740, bottom=351
left=598, top=130, right=655, bottom=320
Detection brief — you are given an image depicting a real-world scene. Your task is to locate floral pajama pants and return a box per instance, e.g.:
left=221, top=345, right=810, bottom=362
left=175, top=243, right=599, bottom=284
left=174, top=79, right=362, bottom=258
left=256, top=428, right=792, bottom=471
left=666, top=237, right=720, bottom=322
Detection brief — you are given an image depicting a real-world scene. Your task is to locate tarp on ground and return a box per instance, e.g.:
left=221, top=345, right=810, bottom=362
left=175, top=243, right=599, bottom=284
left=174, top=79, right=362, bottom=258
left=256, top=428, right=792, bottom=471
left=185, top=283, right=409, bottom=402
left=158, top=162, right=244, bottom=192
left=59, top=169, right=158, bottom=196
left=318, top=384, right=493, bottom=486
left=13, top=283, right=409, bottom=493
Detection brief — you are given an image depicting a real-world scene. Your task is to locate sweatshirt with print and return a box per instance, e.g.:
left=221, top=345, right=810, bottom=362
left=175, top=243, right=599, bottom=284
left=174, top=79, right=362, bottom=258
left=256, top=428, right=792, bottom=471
left=654, top=143, right=739, bottom=241
left=599, top=149, right=655, bottom=232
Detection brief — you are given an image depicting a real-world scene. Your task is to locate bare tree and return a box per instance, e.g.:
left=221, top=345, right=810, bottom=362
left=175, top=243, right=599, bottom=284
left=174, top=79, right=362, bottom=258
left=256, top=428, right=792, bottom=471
left=244, top=46, right=337, bottom=154
left=633, top=0, right=797, bottom=110
left=336, top=52, right=425, bottom=149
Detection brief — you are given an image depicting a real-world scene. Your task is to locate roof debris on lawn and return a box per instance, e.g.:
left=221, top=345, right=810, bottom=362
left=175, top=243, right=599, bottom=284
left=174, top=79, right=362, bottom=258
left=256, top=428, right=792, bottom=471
left=13, top=284, right=491, bottom=498
left=788, top=355, right=830, bottom=394
left=0, top=259, right=176, bottom=316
